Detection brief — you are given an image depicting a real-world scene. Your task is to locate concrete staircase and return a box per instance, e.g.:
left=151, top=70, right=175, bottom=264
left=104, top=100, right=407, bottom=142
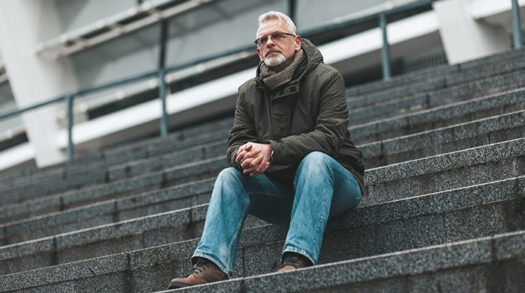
left=0, top=48, right=524, bottom=292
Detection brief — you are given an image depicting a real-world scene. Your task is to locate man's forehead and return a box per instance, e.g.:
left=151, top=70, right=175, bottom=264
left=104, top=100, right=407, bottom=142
left=256, top=18, right=288, bottom=37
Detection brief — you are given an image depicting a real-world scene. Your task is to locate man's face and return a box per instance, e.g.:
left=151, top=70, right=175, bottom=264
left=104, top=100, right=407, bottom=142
left=256, top=18, right=301, bottom=71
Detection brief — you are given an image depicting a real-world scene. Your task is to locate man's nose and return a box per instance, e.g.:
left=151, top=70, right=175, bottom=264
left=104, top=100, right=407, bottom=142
left=266, top=36, right=276, bottom=46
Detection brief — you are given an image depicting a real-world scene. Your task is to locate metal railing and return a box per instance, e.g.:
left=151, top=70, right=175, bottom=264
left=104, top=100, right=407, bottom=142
left=0, top=0, right=521, bottom=163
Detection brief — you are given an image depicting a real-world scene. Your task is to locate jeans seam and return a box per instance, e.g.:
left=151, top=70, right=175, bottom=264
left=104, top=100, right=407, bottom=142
left=226, top=203, right=248, bottom=274
left=313, top=163, right=334, bottom=246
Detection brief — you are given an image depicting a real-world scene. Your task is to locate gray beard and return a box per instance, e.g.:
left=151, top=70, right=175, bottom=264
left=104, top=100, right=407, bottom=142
left=264, top=54, right=286, bottom=67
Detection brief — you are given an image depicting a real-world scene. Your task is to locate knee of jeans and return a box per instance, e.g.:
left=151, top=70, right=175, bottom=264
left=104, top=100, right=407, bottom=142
left=217, top=167, right=242, bottom=183
left=295, top=152, right=333, bottom=183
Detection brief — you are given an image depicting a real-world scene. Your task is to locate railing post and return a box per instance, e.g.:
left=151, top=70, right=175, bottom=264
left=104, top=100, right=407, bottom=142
left=379, top=13, right=391, bottom=80
left=66, top=94, right=75, bottom=161
left=158, top=20, right=169, bottom=137
left=512, top=0, right=523, bottom=49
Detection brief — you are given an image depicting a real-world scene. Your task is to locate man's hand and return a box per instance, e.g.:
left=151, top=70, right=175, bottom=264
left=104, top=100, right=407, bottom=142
left=236, top=142, right=272, bottom=176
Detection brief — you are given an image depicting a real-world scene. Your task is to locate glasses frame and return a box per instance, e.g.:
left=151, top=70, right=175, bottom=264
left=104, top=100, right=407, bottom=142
left=254, top=32, right=296, bottom=47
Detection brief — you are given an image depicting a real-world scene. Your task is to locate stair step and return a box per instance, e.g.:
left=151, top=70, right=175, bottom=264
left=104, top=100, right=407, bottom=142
left=186, top=230, right=525, bottom=293
left=351, top=87, right=525, bottom=144
left=362, top=110, right=525, bottom=168
left=0, top=175, right=522, bottom=290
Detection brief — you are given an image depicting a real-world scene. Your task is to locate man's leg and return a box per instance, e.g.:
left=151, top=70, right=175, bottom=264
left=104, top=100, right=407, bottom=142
left=192, top=167, right=293, bottom=275
left=282, top=151, right=363, bottom=266
left=169, top=167, right=293, bottom=288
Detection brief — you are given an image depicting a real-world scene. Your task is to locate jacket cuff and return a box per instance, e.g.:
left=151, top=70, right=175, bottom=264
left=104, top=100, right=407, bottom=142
left=269, top=139, right=282, bottom=163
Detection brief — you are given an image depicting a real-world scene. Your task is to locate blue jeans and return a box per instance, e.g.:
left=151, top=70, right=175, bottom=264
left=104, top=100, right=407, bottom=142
left=192, top=151, right=363, bottom=277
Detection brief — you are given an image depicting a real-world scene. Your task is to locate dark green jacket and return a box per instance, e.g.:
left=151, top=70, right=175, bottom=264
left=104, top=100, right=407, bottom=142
left=227, top=39, right=365, bottom=193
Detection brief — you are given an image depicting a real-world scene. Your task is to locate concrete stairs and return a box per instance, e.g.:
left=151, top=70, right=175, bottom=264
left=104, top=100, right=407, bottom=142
left=0, top=48, right=524, bottom=292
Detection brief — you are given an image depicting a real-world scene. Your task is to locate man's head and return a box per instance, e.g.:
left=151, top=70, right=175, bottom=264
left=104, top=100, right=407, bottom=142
left=255, top=11, right=301, bottom=71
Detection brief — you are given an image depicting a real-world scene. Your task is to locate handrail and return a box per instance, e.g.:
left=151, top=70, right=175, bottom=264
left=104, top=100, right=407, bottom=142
left=512, top=0, right=523, bottom=49
left=0, top=0, right=519, bottom=164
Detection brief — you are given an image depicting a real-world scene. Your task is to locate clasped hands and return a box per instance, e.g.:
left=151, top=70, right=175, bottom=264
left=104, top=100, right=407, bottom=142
left=235, top=142, right=272, bottom=176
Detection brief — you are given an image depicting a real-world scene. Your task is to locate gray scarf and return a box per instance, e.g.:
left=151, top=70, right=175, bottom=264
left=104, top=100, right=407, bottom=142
left=259, top=49, right=304, bottom=90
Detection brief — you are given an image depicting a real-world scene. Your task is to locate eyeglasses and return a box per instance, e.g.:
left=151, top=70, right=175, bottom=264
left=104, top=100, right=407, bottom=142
left=254, top=32, right=296, bottom=47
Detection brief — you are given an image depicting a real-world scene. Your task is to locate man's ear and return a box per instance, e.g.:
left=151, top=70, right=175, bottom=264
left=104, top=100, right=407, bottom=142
left=294, top=35, right=302, bottom=51
left=257, top=47, right=264, bottom=62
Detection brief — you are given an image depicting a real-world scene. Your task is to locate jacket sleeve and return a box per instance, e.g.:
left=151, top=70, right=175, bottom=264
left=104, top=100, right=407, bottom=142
left=269, top=69, right=349, bottom=164
left=226, top=91, right=257, bottom=170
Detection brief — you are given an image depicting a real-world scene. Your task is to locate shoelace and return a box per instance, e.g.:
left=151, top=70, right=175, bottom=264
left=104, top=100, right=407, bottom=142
left=190, top=259, right=210, bottom=275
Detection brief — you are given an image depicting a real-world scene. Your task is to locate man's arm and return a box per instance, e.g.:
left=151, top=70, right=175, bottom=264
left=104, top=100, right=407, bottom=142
left=226, top=92, right=258, bottom=170
left=269, top=69, right=349, bottom=164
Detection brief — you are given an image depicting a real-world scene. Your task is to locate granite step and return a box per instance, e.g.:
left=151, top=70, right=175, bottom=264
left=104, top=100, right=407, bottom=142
left=348, top=51, right=525, bottom=105
left=107, top=140, right=227, bottom=182
left=7, top=134, right=522, bottom=227
left=346, top=46, right=525, bottom=97
left=1, top=135, right=521, bottom=248
left=6, top=83, right=521, bottom=206
left=364, top=137, right=524, bottom=206
left=348, top=67, right=525, bottom=113
left=6, top=65, right=521, bottom=196
left=1, top=109, right=522, bottom=245
left=0, top=130, right=514, bottom=228
left=6, top=58, right=522, bottom=193
left=0, top=174, right=522, bottom=288
left=0, top=153, right=230, bottom=226
left=0, top=118, right=232, bottom=193
left=349, top=67, right=525, bottom=124
left=168, top=230, right=525, bottom=293
left=0, top=178, right=215, bottom=246
left=361, top=110, right=525, bottom=168
left=90, top=109, right=525, bottom=183
left=350, top=87, right=525, bottom=144
left=0, top=128, right=230, bottom=202
left=0, top=171, right=167, bottom=225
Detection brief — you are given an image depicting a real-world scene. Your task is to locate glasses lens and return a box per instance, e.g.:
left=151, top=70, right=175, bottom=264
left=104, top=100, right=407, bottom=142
left=255, top=33, right=294, bottom=47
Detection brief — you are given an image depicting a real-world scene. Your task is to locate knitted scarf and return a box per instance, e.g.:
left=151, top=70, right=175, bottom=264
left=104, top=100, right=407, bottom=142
left=259, top=49, right=304, bottom=90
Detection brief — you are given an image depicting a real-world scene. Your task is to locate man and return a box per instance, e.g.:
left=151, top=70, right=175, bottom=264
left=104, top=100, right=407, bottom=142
left=168, top=11, right=364, bottom=289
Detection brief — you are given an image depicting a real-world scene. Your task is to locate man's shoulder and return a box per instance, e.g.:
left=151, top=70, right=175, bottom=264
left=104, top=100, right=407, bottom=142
left=310, top=63, right=342, bottom=78
left=238, top=77, right=258, bottom=94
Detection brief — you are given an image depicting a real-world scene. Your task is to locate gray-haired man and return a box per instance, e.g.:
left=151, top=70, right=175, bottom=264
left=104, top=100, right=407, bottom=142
left=168, top=10, right=364, bottom=289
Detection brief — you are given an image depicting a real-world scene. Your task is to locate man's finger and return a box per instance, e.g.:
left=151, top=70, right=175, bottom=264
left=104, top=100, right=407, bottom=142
left=255, top=161, right=270, bottom=174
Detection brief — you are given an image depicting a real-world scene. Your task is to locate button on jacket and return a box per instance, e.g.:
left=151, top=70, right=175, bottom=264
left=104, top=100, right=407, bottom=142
left=227, top=39, right=365, bottom=194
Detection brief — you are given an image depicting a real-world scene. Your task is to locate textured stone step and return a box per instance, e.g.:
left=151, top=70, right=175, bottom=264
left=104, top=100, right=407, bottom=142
left=350, top=87, right=525, bottom=144
left=2, top=110, right=521, bottom=246
left=364, top=138, right=524, bottom=206
left=3, top=115, right=520, bottom=229
left=0, top=153, right=229, bottom=226
left=6, top=66, right=521, bottom=197
left=361, top=110, right=525, bottom=168
left=5, top=126, right=522, bottom=247
left=0, top=171, right=166, bottom=225
left=350, top=51, right=525, bottom=106
left=0, top=175, right=522, bottom=289
left=0, top=178, right=215, bottom=246
left=346, top=46, right=525, bottom=97
left=11, top=89, right=521, bottom=208
left=348, top=68, right=525, bottom=114
left=349, top=67, right=525, bottom=124
left=0, top=129, right=229, bottom=203
left=107, top=140, right=227, bottom=181
left=171, top=230, right=525, bottom=293
left=0, top=119, right=231, bottom=195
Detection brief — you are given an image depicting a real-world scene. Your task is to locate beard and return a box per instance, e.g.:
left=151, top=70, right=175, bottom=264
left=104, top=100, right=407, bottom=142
left=264, top=53, right=286, bottom=67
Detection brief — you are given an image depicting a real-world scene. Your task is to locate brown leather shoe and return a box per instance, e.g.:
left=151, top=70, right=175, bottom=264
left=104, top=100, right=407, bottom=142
left=276, top=252, right=313, bottom=273
left=168, top=258, right=228, bottom=289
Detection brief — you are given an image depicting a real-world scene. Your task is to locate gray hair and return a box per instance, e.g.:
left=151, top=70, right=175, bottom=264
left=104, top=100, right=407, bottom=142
left=256, top=11, right=297, bottom=37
